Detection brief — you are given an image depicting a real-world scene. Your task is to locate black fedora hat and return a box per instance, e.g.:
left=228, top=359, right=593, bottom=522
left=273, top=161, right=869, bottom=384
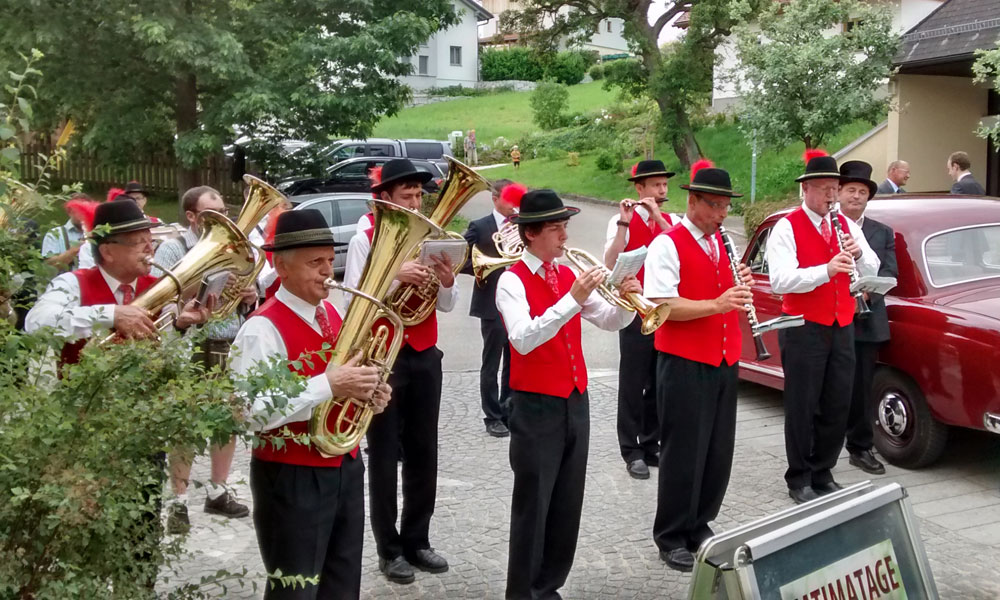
left=510, top=189, right=580, bottom=224
left=261, top=209, right=345, bottom=252
left=124, top=181, right=147, bottom=194
left=839, top=160, right=878, bottom=199
left=628, top=159, right=675, bottom=182
left=90, top=199, right=155, bottom=240
left=371, top=158, right=433, bottom=194
left=680, top=164, right=743, bottom=198
left=796, top=151, right=840, bottom=183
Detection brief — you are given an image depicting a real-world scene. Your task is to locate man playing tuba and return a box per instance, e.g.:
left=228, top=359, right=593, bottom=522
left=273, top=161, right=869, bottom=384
left=230, top=209, right=390, bottom=599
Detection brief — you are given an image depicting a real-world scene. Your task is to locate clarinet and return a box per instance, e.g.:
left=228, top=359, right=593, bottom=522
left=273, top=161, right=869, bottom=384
left=828, top=207, right=872, bottom=318
left=719, top=226, right=770, bottom=361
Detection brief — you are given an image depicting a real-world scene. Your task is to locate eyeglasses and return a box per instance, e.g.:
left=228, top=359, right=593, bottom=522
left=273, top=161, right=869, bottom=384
left=698, top=196, right=731, bottom=212
left=107, top=238, right=152, bottom=248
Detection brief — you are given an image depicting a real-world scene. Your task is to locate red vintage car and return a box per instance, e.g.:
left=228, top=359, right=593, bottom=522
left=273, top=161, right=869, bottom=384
left=737, top=195, right=1000, bottom=468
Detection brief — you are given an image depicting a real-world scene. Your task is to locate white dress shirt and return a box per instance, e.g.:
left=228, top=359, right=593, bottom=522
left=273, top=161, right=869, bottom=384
left=248, top=217, right=278, bottom=295
left=230, top=285, right=343, bottom=431
left=25, top=266, right=136, bottom=338
left=766, top=202, right=879, bottom=295
left=343, top=227, right=458, bottom=313
left=41, top=220, right=85, bottom=258
left=644, top=216, right=720, bottom=299
left=492, top=209, right=506, bottom=231
left=78, top=241, right=96, bottom=269
left=496, top=250, right=635, bottom=355
left=603, top=206, right=677, bottom=256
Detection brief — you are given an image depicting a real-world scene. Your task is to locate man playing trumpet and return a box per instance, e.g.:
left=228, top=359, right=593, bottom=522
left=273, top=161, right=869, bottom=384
left=644, top=162, right=750, bottom=572
left=230, top=209, right=390, bottom=599
left=496, top=189, right=639, bottom=600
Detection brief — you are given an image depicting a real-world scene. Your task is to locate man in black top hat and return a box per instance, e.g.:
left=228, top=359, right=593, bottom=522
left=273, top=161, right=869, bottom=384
left=837, top=161, right=896, bottom=475
left=496, top=189, right=639, bottom=599
left=231, top=209, right=389, bottom=599
left=604, top=158, right=676, bottom=479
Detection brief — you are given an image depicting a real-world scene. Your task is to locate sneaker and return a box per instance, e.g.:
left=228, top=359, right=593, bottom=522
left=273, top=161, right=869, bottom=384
left=166, top=503, right=190, bottom=535
left=204, top=491, right=250, bottom=518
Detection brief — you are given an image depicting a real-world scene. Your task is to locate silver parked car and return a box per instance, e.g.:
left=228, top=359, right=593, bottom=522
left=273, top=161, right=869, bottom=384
left=290, top=192, right=372, bottom=275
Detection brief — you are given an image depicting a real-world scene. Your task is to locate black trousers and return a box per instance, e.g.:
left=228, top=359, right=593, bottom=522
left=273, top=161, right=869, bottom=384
left=506, top=389, right=589, bottom=600
left=846, top=341, right=882, bottom=453
left=250, top=455, right=364, bottom=600
left=367, top=345, right=443, bottom=560
left=653, top=354, right=738, bottom=553
left=779, top=320, right=855, bottom=489
left=480, top=317, right=511, bottom=425
left=616, top=318, right=659, bottom=463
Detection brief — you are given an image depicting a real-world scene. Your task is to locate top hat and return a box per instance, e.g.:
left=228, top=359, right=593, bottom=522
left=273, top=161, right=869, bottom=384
left=628, top=159, right=675, bottom=182
left=124, top=181, right=147, bottom=195
left=796, top=150, right=840, bottom=182
left=510, top=189, right=580, bottom=224
left=680, top=164, right=743, bottom=198
left=261, top=209, right=345, bottom=252
left=370, top=159, right=433, bottom=194
left=90, top=199, right=156, bottom=240
left=839, top=160, right=878, bottom=199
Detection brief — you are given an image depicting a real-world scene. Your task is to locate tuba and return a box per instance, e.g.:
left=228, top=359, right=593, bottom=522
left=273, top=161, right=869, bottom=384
left=310, top=200, right=444, bottom=456
left=471, top=219, right=524, bottom=285
left=561, top=246, right=671, bottom=335
left=386, top=157, right=491, bottom=326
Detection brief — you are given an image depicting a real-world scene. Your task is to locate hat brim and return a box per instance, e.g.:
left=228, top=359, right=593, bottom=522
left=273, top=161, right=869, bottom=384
left=795, top=172, right=841, bottom=183
left=679, top=183, right=743, bottom=198
left=628, top=170, right=676, bottom=182
left=371, top=170, right=434, bottom=193
left=839, top=176, right=878, bottom=199
left=91, top=218, right=157, bottom=240
left=510, top=206, right=581, bottom=224
left=261, top=239, right=347, bottom=252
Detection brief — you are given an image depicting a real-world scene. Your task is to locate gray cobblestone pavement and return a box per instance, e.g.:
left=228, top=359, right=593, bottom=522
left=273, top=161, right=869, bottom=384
left=166, top=371, right=1000, bottom=598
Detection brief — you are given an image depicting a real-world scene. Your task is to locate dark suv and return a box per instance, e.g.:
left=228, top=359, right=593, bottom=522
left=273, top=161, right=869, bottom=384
left=276, top=156, right=445, bottom=196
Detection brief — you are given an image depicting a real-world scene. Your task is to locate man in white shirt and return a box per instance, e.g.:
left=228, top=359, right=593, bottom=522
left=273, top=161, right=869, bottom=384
left=603, top=158, right=676, bottom=480
left=765, top=152, right=879, bottom=505
left=41, top=195, right=92, bottom=270
left=496, top=189, right=639, bottom=600
left=230, top=208, right=389, bottom=600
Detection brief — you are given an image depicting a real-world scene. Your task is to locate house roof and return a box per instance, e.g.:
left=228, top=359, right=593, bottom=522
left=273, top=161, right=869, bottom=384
left=457, top=0, right=493, bottom=22
left=895, top=0, right=1000, bottom=75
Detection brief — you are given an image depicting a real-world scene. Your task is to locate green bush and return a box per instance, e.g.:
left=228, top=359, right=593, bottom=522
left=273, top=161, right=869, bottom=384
left=530, top=82, right=570, bottom=130
left=566, top=152, right=580, bottom=167
left=742, top=197, right=799, bottom=235
left=595, top=148, right=620, bottom=172
left=426, top=84, right=514, bottom=97
left=481, top=47, right=545, bottom=81
left=589, top=64, right=604, bottom=80
left=545, top=51, right=587, bottom=85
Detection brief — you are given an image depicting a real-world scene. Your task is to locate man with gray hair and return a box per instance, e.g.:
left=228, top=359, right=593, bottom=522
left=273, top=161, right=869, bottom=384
left=876, top=160, right=909, bottom=194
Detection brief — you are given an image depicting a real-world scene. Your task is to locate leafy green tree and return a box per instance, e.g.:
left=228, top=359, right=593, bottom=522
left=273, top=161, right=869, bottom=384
left=0, top=0, right=458, bottom=197
left=530, top=81, right=570, bottom=130
left=732, top=0, right=899, bottom=150
left=502, top=0, right=762, bottom=169
left=973, top=46, right=1000, bottom=145
left=547, top=51, right=588, bottom=85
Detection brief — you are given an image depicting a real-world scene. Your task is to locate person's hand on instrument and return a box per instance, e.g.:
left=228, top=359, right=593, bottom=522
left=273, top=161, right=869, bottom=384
left=113, top=305, right=157, bottom=339
left=826, top=251, right=855, bottom=278
left=428, top=253, right=454, bottom=288
left=370, top=382, right=391, bottom=415
left=175, top=295, right=216, bottom=330
left=326, top=352, right=380, bottom=400
left=715, top=285, right=753, bottom=313
left=570, top=266, right=605, bottom=305
left=397, top=260, right=433, bottom=287
left=617, top=275, right=642, bottom=296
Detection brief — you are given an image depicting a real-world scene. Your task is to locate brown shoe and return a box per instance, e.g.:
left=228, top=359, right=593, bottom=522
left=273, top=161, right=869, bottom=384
left=204, top=491, right=249, bottom=518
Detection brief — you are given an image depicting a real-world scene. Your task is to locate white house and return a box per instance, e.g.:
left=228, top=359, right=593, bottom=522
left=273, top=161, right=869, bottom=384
left=400, top=0, right=494, bottom=90
left=478, top=0, right=630, bottom=58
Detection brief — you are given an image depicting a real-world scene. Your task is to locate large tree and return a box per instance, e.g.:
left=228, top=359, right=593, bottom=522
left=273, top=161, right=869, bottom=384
left=731, top=0, right=898, bottom=150
left=0, top=0, right=457, bottom=195
left=973, top=45, right=1000, bottom=145
left=502, top=0, right=760, bottom=169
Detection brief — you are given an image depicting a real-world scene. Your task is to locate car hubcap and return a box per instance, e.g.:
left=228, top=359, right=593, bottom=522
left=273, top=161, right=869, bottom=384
left=878, top=391, right=910, bottom=440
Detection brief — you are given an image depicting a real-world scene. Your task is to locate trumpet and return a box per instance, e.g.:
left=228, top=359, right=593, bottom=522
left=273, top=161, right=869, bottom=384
left=561, top=246, right=670, bottom=335
left=829, top=206, right=872, bottom=318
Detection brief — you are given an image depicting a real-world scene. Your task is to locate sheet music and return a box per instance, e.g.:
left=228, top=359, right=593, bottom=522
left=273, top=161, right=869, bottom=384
left=609, top=247, right=647, bottom=286
left=418, top=239, right=469, bottom=267
left=851, top=276, right=897, bottom=295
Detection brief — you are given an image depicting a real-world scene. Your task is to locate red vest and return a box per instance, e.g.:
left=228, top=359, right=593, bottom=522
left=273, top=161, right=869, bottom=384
left=654, top=226, right=742, bottom=366
left=625, top=210, right=673, bottom=285
left=365, top=226, right=438, bottom=351
left=506, top=261, right=587, bottom=397
left=781, top=208, right=855, bottom=327
left=251, top=297, right=357, bottom=467
left=60, top=268, right=157, bottom=366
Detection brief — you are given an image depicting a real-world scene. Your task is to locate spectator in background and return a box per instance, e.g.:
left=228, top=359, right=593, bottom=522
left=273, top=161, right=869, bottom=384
left=464, top=129, right=478, bottom=166
left=948, top=151, right=986, bottom=195
left=42, top=194, right=97, bottom=271
left=511, top=145, right=521, bottom=170
left=80, top=185, right=161, bottom=269
left=876, top=160, right=909, bottom=194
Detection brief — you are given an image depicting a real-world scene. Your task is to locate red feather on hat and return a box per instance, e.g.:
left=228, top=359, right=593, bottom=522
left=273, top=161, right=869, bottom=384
left=500, top=183, right=527, bottom=208
left=802, top=149, right=828, bottom=163
left=368, top=165, right=383, bottom=198
left=690, top=159, right=714, bottom=181
left=631, top=163, right=639, bottom=177
left=65, top=198, right=100, bottom=231
left=106, top=187, right=126, bottom=203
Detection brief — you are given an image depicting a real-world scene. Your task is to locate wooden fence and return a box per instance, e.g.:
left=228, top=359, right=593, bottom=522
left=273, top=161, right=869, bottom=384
left=18, top=143, right=249, bottom=201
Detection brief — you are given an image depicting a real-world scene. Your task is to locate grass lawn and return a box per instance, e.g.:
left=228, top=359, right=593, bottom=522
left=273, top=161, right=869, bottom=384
left=373, top=82, right=617, bottom=144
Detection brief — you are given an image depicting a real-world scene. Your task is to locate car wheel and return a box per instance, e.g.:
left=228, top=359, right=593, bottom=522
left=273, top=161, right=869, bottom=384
left=871, top=368, right=948, bottom=468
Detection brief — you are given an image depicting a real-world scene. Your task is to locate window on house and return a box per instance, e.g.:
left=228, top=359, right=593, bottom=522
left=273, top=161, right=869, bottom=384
left=844, top=18, right=864, bottom=32
left=606, top=21, right=612, bottom=33
left=450, top=46, right=462, bottom=66
left=418, top=55, right=429, bottom=75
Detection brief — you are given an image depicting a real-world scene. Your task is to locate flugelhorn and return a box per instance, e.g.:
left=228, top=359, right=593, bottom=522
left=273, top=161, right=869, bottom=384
left=309, top=200, right=444, bottom=457
left=561, top=246, right=670, bottom=335
left=387, top=157, right=491, bottom=325
left=829, top=206, right=872, bottom=318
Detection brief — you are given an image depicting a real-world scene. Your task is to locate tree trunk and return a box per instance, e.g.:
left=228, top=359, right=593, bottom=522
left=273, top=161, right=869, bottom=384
left=175, top=72, right=199, bottom=216
left=670, top=103, right=702, bottom=170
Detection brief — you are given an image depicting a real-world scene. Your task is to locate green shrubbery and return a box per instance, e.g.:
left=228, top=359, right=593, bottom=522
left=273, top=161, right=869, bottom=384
left=425, top=84, right=514, bottom=97
left=481, top=47, right=546, bottom=81
left=530, top=82, right=570, bottom=130
left=547, top=51, right=588, bottom=85
left=589, top=64, right=605, bottom=80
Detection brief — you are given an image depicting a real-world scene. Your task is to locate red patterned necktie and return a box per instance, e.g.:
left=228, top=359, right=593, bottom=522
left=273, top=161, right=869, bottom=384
left=118, top=284, right=134, bottom=305
left=542, top=262, right=561, bottom=296
left=315, top=305, right=337, bottom=345
left=704, top=235, right=718, bottom=264
left=820, top=218, right=832, bottom=244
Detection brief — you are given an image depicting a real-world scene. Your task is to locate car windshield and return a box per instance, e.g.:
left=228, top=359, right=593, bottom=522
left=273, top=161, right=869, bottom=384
left=923, top=224, right=1000, bottom=287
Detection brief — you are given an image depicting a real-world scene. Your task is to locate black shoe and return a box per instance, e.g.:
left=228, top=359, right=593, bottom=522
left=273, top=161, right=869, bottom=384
left=627, top=459, right=650, bottom=480
left=204, top=491, right=250, bottom=518
left=407, top=548, right=449, bottom=573
left=486, top=421, right=510, bottom=438
left=849, top=450, right=885, bottom=475
left=644, top=451, right=660, bottom=467
left=379, top=556, right=415, bottom=584
left=812, top=481, right=843, bottom=496
left=166, top=503, right=190, bottom=535
left=659, top=548, right=694, bottom=572
left=788, top=486, right=820, bottom=504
